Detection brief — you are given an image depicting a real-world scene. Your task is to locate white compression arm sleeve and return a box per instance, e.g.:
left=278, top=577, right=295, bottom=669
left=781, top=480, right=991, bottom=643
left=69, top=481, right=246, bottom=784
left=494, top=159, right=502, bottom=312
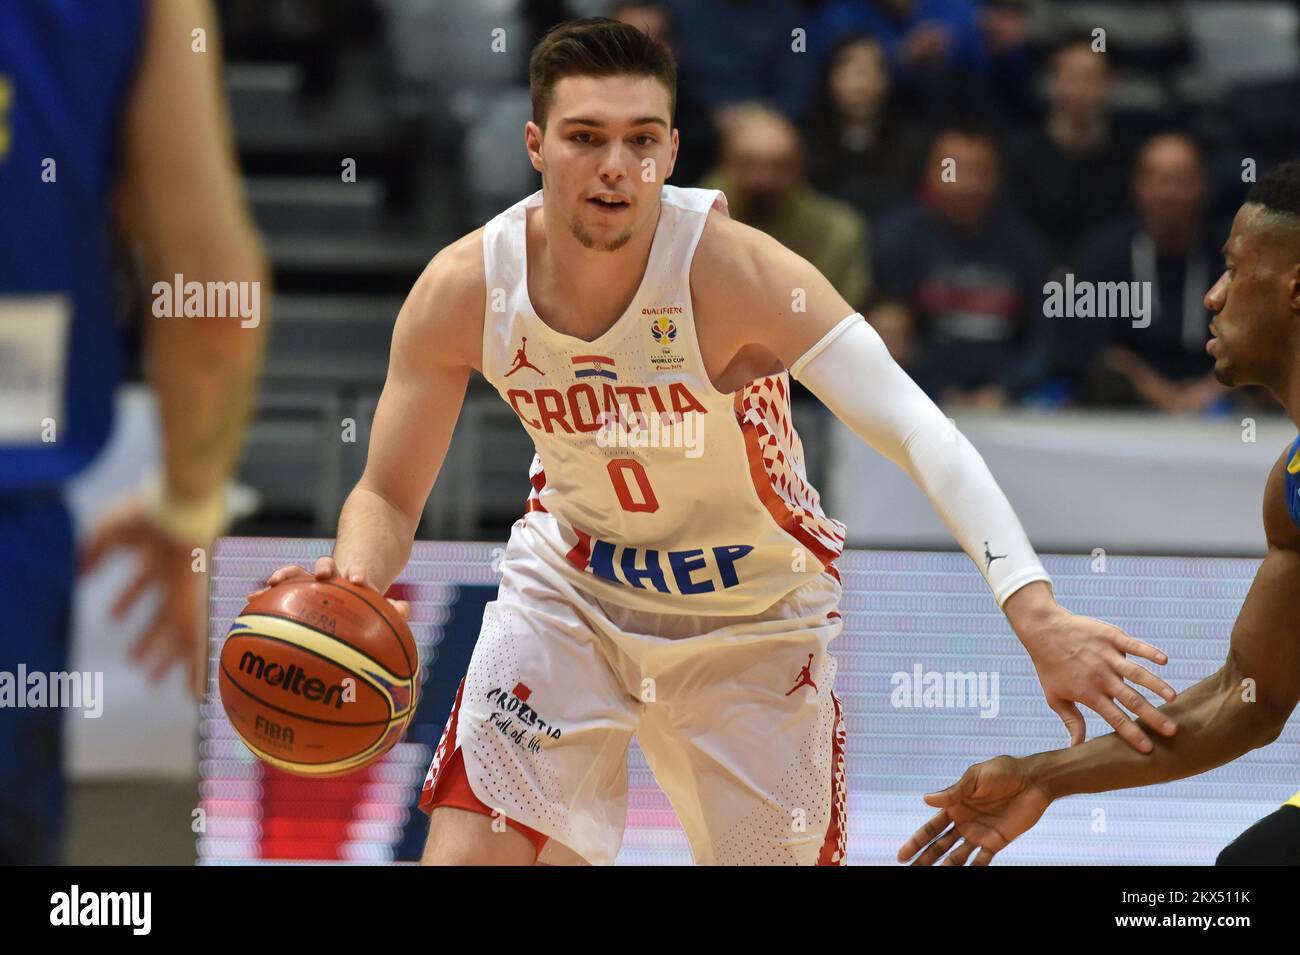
left=790, top=314, right=1051, bottom=608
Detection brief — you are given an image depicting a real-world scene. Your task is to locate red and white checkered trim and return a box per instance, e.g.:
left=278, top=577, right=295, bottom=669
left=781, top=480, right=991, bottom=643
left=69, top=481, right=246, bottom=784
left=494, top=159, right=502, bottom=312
left=523, top=454, right=548, bottom=517
left=735, top=374, right=846, bottom=568
left=419, top=677, right=466, bottom=814
left=818, top=690, right=847, bottom=865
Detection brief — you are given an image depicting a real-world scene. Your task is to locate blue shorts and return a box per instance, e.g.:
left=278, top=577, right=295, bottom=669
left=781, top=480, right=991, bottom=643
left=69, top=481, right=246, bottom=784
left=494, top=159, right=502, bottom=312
left=0, top=486, right=76, bottom=864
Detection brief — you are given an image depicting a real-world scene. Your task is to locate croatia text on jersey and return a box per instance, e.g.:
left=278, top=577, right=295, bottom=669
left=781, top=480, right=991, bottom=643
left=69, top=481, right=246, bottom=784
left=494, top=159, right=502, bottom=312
left=506, top=380, right=708, bottom=434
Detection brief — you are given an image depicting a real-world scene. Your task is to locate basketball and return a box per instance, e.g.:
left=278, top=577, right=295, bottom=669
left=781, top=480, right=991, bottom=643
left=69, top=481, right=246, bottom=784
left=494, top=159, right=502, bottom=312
left=218, top=576, right=419, bottom=776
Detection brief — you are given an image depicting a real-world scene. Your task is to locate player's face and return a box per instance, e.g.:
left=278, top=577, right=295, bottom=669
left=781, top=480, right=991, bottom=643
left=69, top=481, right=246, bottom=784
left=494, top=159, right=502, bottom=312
left=526, top=74, right=678, bottom=252
left=1204, top=203, right=1300, bottom=388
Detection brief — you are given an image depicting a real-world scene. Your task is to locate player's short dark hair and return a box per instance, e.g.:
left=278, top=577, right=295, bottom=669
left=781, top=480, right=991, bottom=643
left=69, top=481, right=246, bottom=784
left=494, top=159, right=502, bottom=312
left=1247, top=160, right=1300, bottom=221
left=529, top=17, right=677, bottom=130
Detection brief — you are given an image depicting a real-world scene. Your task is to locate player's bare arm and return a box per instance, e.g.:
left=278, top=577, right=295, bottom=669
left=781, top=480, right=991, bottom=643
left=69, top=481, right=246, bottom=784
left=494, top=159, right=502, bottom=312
left=252, top=230, right=486, bottom=610
left=692, top=210, right=1177, bottom=753
left=903, top=449, right=1300, bottom=865
left=82, top=0, right=269, bottom=695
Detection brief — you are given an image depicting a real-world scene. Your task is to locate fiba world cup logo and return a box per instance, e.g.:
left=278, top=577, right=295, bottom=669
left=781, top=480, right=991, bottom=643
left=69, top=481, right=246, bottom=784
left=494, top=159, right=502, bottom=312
left=651, top=315, right=677, bottom=346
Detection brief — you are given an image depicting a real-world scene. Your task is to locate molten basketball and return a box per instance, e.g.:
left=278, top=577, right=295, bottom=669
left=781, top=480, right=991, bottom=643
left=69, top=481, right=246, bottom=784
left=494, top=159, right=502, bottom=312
left=218, top=576, right=419, bottom=776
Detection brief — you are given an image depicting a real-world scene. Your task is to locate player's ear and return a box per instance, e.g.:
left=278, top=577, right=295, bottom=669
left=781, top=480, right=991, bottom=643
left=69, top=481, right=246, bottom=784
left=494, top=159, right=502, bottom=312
left=664, top=127, right=679, bottom=182
left=524, top=121, right=545, bottom=174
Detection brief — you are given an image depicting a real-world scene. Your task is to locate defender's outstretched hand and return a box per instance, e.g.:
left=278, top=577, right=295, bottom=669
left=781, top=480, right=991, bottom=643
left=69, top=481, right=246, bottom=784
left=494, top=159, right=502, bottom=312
left=81, top=496, right=210, bottom=698
left=897, top=756, right=1052, bottom=866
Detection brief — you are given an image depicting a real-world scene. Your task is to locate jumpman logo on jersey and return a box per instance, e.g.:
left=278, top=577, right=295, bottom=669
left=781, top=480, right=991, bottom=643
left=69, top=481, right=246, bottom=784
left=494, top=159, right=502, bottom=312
left=505, top=336, right=544, bottom=377
left=984, top=541, right=1005, bottom=570
left=785, top=653, right=818, bottom=696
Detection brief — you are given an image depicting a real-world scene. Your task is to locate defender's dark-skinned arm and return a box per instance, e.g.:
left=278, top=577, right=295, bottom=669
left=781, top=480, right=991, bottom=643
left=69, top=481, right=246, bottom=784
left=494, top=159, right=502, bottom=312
left=1028, top=452, right=1300, bottom=799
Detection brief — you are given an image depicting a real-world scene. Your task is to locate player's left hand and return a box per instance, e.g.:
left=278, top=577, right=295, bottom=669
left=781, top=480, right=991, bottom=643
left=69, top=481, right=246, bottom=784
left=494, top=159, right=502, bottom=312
left=1014, top=602, right=1177, bottom=753
left=897, top=756, right=1051, bottom=865
left=80, top=496, right=209, bottom=698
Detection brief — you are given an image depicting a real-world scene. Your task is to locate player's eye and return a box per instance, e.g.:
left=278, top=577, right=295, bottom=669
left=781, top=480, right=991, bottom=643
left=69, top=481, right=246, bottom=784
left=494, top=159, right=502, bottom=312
left=570, top=132, right=595, bottom=144
left=632, top=134, right=656, bottom=146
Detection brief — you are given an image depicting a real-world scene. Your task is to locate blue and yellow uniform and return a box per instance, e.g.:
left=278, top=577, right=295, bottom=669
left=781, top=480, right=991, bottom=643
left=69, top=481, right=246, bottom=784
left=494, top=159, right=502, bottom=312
left=1218, top=435, right=1300, bottom=863
left=1284, top=435, right=1300, bottom=812
left=0, top=0, right=145, bottom=863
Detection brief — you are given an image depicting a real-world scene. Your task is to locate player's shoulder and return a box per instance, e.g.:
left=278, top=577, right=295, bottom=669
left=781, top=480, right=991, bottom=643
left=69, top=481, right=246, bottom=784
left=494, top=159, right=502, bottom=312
left=399, top=227, right=487, bottom=367
left=416, top=227, right=487, bottom=311
left=1262, top=438, right=1300, bottom=552
left=692, top=209, right=810, bottom=310
left=691, top=206, right=853, bottom=343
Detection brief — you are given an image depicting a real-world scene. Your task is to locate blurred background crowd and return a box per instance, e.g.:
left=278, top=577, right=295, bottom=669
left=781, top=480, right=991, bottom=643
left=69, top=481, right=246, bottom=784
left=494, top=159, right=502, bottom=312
left=193, top=0, right=1300, bottom=537
left=7, top=0, right=1300, bottom=866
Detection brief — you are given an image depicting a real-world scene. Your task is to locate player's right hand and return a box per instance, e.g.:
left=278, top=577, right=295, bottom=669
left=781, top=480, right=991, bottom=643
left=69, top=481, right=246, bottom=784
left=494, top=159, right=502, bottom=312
left=246, top=556, right=411, bottom=619
left=896, top=755, right=1052, bottom=866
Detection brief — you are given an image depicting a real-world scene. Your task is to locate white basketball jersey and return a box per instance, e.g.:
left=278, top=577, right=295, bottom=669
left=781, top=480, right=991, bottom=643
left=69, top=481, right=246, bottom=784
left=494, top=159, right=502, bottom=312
left=480, top=184, right=846, bottom=615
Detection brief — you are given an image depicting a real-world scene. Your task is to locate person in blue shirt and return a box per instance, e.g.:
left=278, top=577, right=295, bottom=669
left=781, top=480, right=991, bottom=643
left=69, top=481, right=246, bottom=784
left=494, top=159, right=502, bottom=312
left=0, top=0, right=268, bottom=863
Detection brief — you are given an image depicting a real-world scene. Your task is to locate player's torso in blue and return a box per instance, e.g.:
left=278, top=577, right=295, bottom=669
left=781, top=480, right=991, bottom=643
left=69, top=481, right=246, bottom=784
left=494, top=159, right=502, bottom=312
left=0, top=0, right=146, bottom=490
left=1281, top=436, right=1300, bottom=809
left=1285, top=435, right=1300, bottom=531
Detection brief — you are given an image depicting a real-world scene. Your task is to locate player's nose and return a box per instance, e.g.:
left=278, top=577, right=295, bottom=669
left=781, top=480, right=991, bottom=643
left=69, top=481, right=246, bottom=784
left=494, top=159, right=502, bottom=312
left=596, top=145, right=630, bottom=181
left=1203, top=271, right=1228, bottom=312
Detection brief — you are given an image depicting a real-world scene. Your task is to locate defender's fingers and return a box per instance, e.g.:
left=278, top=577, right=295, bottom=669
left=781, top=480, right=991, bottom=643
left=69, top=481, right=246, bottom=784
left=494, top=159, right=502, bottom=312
left=898, top=809, right=953, bottom=862
left=111, top=565, right=154, bottom=619
left=941, top=840, right=978, bottom=867
left=911, top=826, right=960, bottom=866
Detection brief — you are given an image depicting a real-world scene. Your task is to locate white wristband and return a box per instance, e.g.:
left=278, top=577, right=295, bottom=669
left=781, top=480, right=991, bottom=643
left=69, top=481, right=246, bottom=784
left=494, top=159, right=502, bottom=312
left=140, top=470, right=233, bottom=545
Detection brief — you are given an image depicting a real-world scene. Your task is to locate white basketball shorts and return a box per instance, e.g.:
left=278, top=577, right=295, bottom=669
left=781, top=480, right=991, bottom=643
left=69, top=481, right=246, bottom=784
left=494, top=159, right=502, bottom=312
left=419, top=527, right=847, bottom=865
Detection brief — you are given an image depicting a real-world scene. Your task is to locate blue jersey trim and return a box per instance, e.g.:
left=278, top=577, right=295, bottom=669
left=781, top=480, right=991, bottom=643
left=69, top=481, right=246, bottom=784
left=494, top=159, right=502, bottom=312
left=1284, top=434, right=1300, bottom=530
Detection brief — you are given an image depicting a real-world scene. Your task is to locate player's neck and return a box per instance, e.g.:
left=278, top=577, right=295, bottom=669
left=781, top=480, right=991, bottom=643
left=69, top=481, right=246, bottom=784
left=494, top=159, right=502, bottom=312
left=1274, top=366, right=1300, bottom=427
left=530, top=200, right=660, bottom=328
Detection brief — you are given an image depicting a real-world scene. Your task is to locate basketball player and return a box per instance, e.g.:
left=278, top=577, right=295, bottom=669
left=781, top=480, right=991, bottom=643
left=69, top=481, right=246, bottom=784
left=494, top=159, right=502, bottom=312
left=899, top=160, right=1300, bottom=866
left=258, top=18, right=1178, bottom=865
left=1, top=0, right=266, bottom=863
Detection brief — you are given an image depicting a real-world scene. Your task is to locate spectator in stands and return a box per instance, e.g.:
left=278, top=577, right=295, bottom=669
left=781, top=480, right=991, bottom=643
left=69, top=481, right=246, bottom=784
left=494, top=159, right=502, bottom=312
left=865, top=294, right=919, bottom=370
left=611, top=0, right=718, bottom=186
left=1073, top=132, right=1229, bottom=411
left=871, top=124, right=1051, bottom=407
left=660, top=0, right=815, bottom=124
left=975, top=0, right=1035, bottom=122
left=702, top=103, right=872, bottom=313
left=814, top=0, right=1029, bottom=120
left=1006, top=35, right=1137, bottom=269
left=802, top=33, right=929, bottom=220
